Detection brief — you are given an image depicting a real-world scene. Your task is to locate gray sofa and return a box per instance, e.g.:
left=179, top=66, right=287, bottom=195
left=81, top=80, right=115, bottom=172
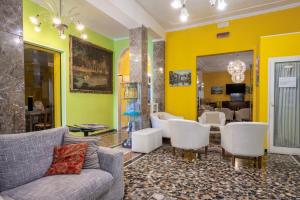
left=0, top=127, right=124, bottom=200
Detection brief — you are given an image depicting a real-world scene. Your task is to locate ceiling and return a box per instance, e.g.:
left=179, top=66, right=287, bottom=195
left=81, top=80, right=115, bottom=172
left=31, top=0, right=300, bottom=39
left=32, top=0, right=129, bottom=39
left=136, top=0, right=300, bottom=31
left=197, top=51, right=253, bottom=72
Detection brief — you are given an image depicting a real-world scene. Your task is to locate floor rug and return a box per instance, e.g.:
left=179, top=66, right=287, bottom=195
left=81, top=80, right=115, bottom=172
left=124, top=146, right=300, bottom=200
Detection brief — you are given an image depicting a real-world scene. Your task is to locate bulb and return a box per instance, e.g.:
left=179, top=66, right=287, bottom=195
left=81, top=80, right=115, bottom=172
left=217, top=0, right=227, bottom=10
left=76, top=23, right=85, bottom=31
left=81, top=33, right=88, bottom=40
left=29, top=16, right=39, bottom=25
left=34, top=26, right=41, bottom=32
left=147, top=73, right=151, bottom=77
left=159, top=67, right=163, bottom=73
left=209, top=0, right=217, bottom=6
left=180, top=7, right=189, bottom=22
left=60, top=34, right=66, bottom=40
left=53, top=17, right=61, bottom=25
left=171, top=0, right=182, bottom=9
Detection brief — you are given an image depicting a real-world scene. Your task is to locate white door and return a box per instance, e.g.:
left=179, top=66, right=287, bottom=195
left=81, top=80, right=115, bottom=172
left=269, top=56, right=300, bottom=155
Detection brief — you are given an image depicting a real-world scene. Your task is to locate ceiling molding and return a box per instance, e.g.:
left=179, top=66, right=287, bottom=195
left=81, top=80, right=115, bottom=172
left=113, top=36, right=129, bottom=41
left=166, top=2, right=300, bottom=33
left=261, top=31, right=300, bottom=38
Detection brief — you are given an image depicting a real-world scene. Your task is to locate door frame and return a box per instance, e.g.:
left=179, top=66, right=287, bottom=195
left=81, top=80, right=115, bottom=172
left=268, top=56, right=300, bottom=155
left=24, top=43, right=62, bottom=128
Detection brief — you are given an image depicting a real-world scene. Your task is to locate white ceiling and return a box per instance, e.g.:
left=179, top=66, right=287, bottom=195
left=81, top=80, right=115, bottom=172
left=31, top=0, right=300, bottom=39
left=136, top=0, right=300, bottom=31
left=32, top=0, right=129, bottom=39
left=197, top=51, right=253, bottom=72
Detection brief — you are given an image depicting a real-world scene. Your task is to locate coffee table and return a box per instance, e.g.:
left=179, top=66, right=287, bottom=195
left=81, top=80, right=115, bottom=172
left=68, top=124, right=108, bottom=137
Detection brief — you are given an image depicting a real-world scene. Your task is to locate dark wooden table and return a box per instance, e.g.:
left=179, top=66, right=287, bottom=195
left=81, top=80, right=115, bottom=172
left=68, top=124, right=108, bottom=137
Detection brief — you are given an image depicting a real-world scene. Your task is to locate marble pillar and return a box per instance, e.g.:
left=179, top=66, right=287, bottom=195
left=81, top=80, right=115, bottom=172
left=0, top=0, right=25, bottom=134
left=153, top=41, right=165, bottom=112
left=129, top=26, right=150, bottom=129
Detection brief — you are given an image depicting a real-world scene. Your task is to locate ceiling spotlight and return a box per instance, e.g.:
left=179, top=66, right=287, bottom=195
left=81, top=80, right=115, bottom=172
left=81, top=33, right=88, bottom=40
left=29, top=15, right=39, bottom=25
left=76, top=23, right=85, bottom=31
left=217, top=0, right=227, bottom=10
left=179, top=5, right=189, bottom=22
left=171, top=0, right=183, bottom=9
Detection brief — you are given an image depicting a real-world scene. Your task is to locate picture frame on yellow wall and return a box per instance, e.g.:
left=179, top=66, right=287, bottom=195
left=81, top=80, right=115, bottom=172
left=211, top=86, right=223, bottom=94
left=169, top=70, right=192, bottom=86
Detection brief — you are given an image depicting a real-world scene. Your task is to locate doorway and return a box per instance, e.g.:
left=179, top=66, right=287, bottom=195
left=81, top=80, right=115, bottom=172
left=268, top=56, right=300, bottom=155
left=197, top=50, right=254, bottom=122
left=24, top=44, right=61, bottom=131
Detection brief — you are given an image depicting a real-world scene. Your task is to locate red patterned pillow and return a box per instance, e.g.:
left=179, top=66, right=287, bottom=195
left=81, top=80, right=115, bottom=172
left=45, top=143, right=88, bottom=176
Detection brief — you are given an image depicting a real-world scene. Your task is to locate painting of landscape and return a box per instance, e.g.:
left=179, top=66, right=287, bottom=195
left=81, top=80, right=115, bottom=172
left=70, top=36, right=113, bottom=93
left=169, top=70, right=192, bottom=86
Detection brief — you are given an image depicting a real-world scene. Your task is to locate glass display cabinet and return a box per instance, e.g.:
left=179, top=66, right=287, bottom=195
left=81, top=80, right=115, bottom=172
left=121, top=82, right=141, bottom=148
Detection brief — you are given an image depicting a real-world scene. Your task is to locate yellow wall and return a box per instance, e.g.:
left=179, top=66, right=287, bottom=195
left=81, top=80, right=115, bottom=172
left=118, top=49, right=130, bottom=128
left=166, top=6, right=300, bottom=121
left=202, top=70, right=251, bottom=102
left=259, top=32, right=300, bottom=147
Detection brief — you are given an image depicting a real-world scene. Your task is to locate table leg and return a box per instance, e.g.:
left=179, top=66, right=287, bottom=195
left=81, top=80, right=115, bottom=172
left=30, top=115, right=33, bottom=132
left=83, top=131, right=89, bottom=137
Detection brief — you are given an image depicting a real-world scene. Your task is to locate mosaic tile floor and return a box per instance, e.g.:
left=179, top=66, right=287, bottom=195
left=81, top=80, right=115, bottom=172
left=124, top=146, right=300, bottom=200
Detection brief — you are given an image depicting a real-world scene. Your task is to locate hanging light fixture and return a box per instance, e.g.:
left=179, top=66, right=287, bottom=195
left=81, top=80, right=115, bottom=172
left=227, top=60, right=246, bottom=75
left=171, top=0, right=183, bottom=9
left=180, top=4, right=189, bottom=22
left=231, top=73, right=245, bottom=83
left=29, top=0, right=87, bottom=40
left=170, top=0, right=189, bottom=22
left=209, top=0, right=227, bottom=10
left=227, top=60, right=246, bottom=83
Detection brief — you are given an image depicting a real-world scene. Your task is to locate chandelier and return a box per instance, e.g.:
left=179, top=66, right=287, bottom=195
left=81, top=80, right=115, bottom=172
left=171, top=0, right=227, bottom=22
left=29, top=0, right=87, bottom=40
left=227, top=60, right=246, bottom=83
left=209, top=0, right=227, bottom=10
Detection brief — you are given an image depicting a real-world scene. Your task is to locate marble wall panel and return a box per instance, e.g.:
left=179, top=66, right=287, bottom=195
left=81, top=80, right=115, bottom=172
left=0, top=0, right=23, bottom=36
left=129, top=26, right=150, bottom=129
left=153, top=41, right=165, bottom=112
left=0, top=0, right=25, bottom=134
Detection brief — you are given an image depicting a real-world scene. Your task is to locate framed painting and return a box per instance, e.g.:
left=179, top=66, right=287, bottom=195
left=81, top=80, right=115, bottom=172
left=70, top=36, right=113, bottom=93
left=169, top=70, right=192, bottom=86
left=211, top=86, right=223, bottom=94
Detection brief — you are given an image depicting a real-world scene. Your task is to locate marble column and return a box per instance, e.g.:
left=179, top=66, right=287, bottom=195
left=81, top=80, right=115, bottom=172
left=0, top=0, right=25, bottom=134
left=153, top=41, right=165, bottom=112
left=129, top=26, right=149, bottom=129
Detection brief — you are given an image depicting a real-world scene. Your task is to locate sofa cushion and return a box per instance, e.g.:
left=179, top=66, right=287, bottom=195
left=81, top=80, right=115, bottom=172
left=64, top=134, right=101, bottom=169
left=45, top=143, right=88, bottom=176
left=0, top=127, right=68, bottom=192
left=1, top=169, right=113, bottom=200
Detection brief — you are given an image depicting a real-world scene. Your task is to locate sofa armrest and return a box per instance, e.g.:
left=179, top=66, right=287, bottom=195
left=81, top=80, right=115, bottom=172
left=97, top=147, right=123, bottom=180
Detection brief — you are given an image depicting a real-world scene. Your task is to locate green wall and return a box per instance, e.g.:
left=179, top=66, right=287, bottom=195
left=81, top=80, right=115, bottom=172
left=23, top=0, right=115, bottom=128
left=24, top=0, right=155, bottom=129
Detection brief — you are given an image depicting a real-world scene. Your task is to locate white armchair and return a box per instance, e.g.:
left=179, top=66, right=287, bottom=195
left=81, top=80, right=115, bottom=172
left=198, top=111, right=226, bottom=127
left=220, top=122, right=268, bottom=168
left=150, top=112, right=184, bottom=138
left=215, top=108, right=234, bottom=121
left=235, top=108, right=251, bottom=121
left=168, top=119, right=210, bottom=158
